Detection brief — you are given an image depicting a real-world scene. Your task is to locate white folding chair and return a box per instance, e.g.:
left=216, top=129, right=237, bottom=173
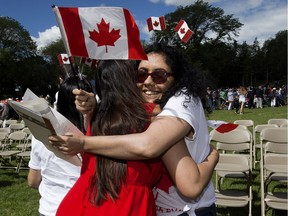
left=253, top=124, right=278, bottom=168
left=210, top=128, right=253, bottom=216
left=260, top=127, right=288, bottom=215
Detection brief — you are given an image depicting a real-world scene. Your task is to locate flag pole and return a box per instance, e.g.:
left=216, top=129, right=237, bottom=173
left=68, top=56, right=80, bottom=89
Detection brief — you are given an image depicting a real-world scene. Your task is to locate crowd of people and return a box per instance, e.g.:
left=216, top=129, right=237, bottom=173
left=206, top=85, right=287, bottom=114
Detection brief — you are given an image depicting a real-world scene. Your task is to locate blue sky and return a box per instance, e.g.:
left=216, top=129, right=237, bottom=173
left=1, top=0, right=287, bottom=49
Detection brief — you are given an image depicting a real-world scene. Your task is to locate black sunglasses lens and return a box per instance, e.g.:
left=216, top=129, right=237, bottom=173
left=137, top=70, right=148, bottom=83
left=150, top=71, right=167, bottom=84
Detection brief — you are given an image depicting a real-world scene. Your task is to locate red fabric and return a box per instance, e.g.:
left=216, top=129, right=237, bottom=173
left=53, top=7, right=147, bottom=60
left=56, top=103, right=163, bottom=216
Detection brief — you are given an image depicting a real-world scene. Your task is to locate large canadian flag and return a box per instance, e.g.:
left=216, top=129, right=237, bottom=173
left=53, top=6, right=147, bottom=60
left=174, top=20, right=193, bottom=43
left=147, top=16, right=166, bottom=32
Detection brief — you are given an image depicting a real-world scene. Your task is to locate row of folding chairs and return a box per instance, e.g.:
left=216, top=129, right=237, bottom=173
left=210, top=122, right=287, bottom=216
left=0, top=126, right=32, bottom=172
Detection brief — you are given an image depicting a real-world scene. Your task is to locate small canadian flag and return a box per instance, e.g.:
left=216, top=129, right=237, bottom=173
left=147, top=16, right=166, bottom=32
left=80, top=57, right=98, bottom=68
left=57, top=54, right=74, bottom=65
left=174, top=20, right=193, bottom=43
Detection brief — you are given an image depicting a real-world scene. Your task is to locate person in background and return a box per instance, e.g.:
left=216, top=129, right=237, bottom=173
left=255, top=85, right=264, bottom=109
left=227, top=88, right=234, bottom=110
left=50, top=43, right=219, bottom=216
left=27, top=77, right=93, bottom=216
left=237, top=86, right=247, bottom=114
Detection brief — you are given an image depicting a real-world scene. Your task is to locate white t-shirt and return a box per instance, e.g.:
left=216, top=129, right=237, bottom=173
left=29, top=137, right=81, bottom=216
left=154, top=93, right=216, bottom=216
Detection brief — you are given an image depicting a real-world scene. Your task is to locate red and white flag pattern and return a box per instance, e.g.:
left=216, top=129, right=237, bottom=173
left=57, top=54, right=74, bottom=65
left=147, top=16, right=166, bottom=32
left=207, top=120, right=239, bottom=134
left=53, top=6, right=147, bottom=60
left=80, top=57, right=98, bottom=68
left=174, top=20, right=193, bottom=43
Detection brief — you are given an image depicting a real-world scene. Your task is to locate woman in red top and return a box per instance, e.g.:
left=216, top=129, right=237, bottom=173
left=56, top=60, right=163, bottom=216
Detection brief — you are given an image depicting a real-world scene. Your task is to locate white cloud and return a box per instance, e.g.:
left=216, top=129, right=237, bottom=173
left=31, top=26, right=61, bottom=50
left=148, top=0, right=287, bottom=45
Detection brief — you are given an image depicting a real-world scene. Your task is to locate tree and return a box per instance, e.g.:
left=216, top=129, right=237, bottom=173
left=151, top=0, right=243, bottom=49
left=261, top=30, right=287, bottom=86
left=0, top=16, right=55, bottom=99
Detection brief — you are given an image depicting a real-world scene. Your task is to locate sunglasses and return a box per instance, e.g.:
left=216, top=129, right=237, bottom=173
left=137, top=69, right=173, bottom=84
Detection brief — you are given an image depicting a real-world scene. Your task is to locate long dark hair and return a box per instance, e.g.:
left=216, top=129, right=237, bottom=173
left=139, top=43, right=207, bottom=109
left=89, top=60, right=147, bottom=206
left=57, top=77, right=93, bottom=133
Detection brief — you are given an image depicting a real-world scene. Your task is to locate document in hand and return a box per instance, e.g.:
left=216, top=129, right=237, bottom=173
left=8, top=88, right=82, bottom=166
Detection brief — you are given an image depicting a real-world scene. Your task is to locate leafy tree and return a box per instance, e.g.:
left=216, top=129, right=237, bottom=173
left=261, top=30, right=287, bottom=87
left=0, top=17, right=55, bottom=99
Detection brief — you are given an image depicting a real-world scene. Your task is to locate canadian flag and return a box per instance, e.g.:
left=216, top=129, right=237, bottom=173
left=174, top=20, right=193, bottom=43
left=207, top=120, right=239, bottom=134
left=147, top=16, right=166, bottom=32
left=80, top=57, right=98, bottom=68
left=57, top=54, right=74, bottom=65
left=53, top=6, right=147, bottom=60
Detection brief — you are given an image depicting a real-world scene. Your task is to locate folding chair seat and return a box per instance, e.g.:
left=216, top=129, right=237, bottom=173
left=22, top=127, right=31, bottom=136
left=253, top=124, right=278, bottom=168
left=210, top=128, right=253, bottom=216
left=260, top=128, right=288, bottom=215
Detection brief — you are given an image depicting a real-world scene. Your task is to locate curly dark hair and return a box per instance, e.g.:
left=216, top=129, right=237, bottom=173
left=139, top=43, right=207, bottom=109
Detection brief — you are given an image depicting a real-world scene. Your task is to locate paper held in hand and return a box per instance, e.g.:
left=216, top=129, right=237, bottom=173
left=8, top=88, right=82, bottom=166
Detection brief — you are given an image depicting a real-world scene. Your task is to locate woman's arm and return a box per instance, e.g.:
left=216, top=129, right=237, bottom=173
left=27, top=168, right=42, bottom=189
left=162, top=141, right=218, bottom=199
left=50, top=115, right=191, bottom=160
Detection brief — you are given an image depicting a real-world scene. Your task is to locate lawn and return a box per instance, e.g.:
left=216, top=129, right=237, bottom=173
left=0, top=105, right=287, bottom=216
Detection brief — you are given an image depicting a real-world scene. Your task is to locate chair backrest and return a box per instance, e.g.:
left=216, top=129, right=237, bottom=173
left=22, top=127, right=31, bottom=135
left=234, top=119, right=254, bottom=127
left=267, top=118, right=288, bottom=127
left=4, top=119, right=17, bottom=127
left=261, top=128, right=288, bottom=143
left=210, top=128, right=252, bottom=144
left=0, top=132, right=8, bottom=141
left=0, top=128, right=11, bottom=134
left=8, top=131, right=27, bottom=141
left=255, top=124, right=278, bottom=133
left=9, top=123, right=25, bottom=132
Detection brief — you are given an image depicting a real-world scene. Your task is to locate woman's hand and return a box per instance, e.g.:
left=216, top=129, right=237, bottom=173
left=73, top=89, right=96, bottom=118
left=48, top=133, right=85, bottom=155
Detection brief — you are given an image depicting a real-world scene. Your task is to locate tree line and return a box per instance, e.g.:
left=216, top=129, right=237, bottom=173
left=0, top=0, right=286, bottom=100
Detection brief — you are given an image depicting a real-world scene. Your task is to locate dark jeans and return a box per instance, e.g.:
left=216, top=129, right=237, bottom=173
left=178, top=204, right=216, bottom=216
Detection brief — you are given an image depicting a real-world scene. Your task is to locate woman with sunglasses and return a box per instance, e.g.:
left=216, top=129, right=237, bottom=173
left=50, top=43, right=218, bottom=216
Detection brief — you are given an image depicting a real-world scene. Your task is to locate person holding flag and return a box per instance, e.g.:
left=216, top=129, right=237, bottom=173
left=50, top=42, right=218, bottom=216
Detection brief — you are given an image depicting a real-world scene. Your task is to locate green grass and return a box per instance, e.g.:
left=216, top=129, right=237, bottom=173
left=0, top=106, right=287, bottom=216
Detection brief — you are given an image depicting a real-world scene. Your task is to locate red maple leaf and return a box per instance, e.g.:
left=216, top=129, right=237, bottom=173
left=153, top=20, right=159, bottom=27
left=89, top=18, right=121, bottom=53
left=63, top=57, right=69, bottom=62
left=180, top=28, right=186, bottom=34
